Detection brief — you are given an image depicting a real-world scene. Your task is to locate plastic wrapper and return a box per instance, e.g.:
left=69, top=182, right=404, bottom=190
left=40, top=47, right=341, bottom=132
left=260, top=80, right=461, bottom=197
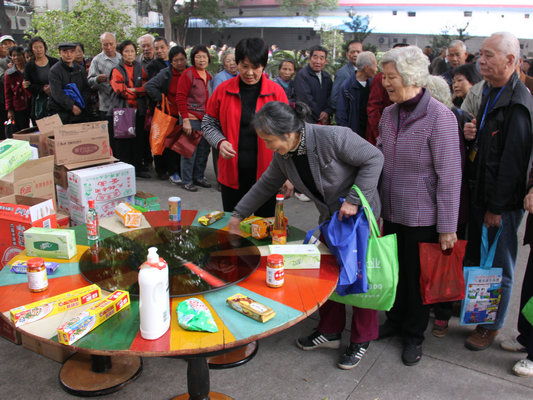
left=177, top=298, right=218, bottom=333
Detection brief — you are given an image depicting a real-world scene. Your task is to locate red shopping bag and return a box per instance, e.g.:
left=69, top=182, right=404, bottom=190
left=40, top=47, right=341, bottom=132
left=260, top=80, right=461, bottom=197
left=171, top=129, right=202, bottom=159
left=419, top=240, right=467, bottom=305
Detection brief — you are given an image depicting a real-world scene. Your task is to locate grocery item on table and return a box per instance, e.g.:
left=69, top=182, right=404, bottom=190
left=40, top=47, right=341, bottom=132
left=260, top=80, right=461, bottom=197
left=268, top=244, right=321, bottom=269
left=115, top=202, right=142, bottom=228
left=239, top=216, right=263, bottom=234
left=23, top=227, right=77, bottom=259
left=272, top=194, right=287, bottom=245
left=57, top=290, right=130, bottom=345
left=26, top=257, right=48, bottom=293
left=177, top=298, right=218, bottom=333
left=139, top=247, right=170, bottom=340
left=86, top=199, right=99, bottom=240
left=251, top=216, right=289, bottom=240
left=10, top=260, right=59, bottom=274
left=266, top=254, right=284, bottom=288
left=226, top=293, right=276, bottom=323
left=10, top=284, right=102, bottom=327
left=168, top=196, right=181, bottom=223
left=198, top=211, right=225, bottom=226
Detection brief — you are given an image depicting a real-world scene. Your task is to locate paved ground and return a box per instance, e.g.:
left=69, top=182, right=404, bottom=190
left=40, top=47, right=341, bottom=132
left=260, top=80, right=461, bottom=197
left=2, top=158, right=533, bottom=399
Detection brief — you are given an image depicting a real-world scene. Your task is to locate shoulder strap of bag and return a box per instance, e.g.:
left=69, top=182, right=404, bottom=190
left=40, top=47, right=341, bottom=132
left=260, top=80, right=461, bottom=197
left=351, top=185, right=380, bottom=239
left=480, top=223, right=503, bottom=269
left=161, top=94, right=169, bottom=114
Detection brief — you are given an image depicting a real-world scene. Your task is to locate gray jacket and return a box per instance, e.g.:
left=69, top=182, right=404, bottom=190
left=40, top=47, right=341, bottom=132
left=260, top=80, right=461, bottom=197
left=234, top=123, right=383, bottom=223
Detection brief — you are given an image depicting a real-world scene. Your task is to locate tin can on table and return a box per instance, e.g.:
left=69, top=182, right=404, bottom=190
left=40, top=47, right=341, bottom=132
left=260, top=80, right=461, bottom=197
left=169, top=197, right=181, bottom=223
left=266, top=254, right=284, bottom=288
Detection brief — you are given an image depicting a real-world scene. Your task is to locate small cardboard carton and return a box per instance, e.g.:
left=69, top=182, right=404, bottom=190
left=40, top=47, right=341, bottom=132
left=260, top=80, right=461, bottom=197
left=0, top=156, right=55, bottom=202
left=67, top=162, right=135, bottom=206
left=24, top=227, right=77, bottom=259
left=0, top=139, right=33, bottom=179
left=0, top=195, right=57, bottom=267
left=68, top=195, right=133, bottom=223
left=53, top=156, right=118, bottom=189
left=12, top=114, right=62, bottom=157
left=268, top=244, right=321, bottom=269
left=51, top=121, right=111, bottom=165
left=134, top=192, right=160, bottom=211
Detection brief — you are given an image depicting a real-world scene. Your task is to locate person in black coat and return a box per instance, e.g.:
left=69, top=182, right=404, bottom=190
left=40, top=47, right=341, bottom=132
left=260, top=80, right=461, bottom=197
left=48, top=42, right=92, bottom=124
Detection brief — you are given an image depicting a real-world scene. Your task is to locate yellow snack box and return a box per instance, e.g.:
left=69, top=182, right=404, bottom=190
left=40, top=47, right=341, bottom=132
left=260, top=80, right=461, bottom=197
left=57, top=290, right=130, bottom=345
left=198, top=211, right=225, bottom=226
left=239, top=216, right=263, bottom=234
left=114, top=202, right=142, bottom=228
left=226, top=293, right=275, bottom=323
left=9, top=284, right=102, bottom=327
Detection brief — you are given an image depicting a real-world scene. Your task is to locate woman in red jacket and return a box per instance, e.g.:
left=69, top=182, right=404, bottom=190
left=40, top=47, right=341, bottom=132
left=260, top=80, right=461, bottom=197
left=110, top=40, right=149, bottom=178
left=176, top=45, right=212, bottom=192
left=202, top=38, right=290, bottom=215
left=4, top=46, right=31, bottom=132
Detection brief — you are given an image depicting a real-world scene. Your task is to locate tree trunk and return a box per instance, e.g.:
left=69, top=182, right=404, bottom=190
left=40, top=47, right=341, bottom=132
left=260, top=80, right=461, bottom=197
left=0, top=0, right=12, bottom=34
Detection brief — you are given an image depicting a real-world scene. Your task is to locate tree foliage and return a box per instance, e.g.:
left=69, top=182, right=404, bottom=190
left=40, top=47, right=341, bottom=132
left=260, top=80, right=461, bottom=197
left=278, top=0, right=337, bottom=17
left=344, top=10, right=372, bottom=43
left=27, top=0, right=149, bottom=57
left=431, top=23, right=471, bottom=52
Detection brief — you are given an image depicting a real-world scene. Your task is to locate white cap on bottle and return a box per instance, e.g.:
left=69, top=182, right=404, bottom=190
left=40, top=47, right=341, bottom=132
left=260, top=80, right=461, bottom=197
left=147, top=247, right=159, bottom=264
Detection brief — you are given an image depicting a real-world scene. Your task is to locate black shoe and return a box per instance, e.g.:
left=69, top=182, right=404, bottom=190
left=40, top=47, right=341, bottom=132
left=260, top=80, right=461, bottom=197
left=194, top=178, right=211, bottom=188
left=337, top=342, right=369, bottom=370
left=378, top=321, right=399, bottom=340
left=183, top=183, right=198, bottom=192
left=136, top=170, right=151, bottom=179
left=402, top=343, right=422, bottom=366
left=296, top=331, right=341, bottom=351
left=157, top=172, right=169, bottom=180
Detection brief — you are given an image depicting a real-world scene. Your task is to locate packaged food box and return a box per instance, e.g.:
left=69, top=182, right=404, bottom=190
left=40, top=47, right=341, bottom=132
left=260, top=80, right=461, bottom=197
left=239, top=216, right=263, bottom=234
left=0, top=139, right=32, bottom=179
left=67, top=162, right=135, bottom=206
left=69, top=195, right=133, bottom=223
left=115, top=202, right=142, bottom=228
left=198, top=211, right=225, bottom=226
left=10, top=260, right=59, bottom=274
left=251, top=216, right=288, bottom=239
left=226, top=293, right=275, bottom=323
left=268, top=244, right=321, bottom=269
left=9, top=284, right=102, bottom=327
left=134, top=192, right=160, bottom=211
left=24, top=227, right=77, bottom=259
left=57, top=290, right=130, bottom=345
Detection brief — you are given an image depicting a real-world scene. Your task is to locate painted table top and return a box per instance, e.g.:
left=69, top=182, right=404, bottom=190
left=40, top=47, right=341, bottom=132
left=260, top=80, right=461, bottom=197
left=0, top=210, right=338, bottom=357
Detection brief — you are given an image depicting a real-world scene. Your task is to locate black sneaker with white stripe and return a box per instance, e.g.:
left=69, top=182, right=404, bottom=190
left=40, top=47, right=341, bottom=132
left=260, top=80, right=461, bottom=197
left=296, top=331, right=341, bottom=350
left=337, top=342, right=369, bottom=370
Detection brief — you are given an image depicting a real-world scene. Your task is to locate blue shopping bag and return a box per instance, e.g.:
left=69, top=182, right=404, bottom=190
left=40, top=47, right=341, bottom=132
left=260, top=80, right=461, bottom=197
left=460, top=224, right=503, bottom=325
left=305, top=204, right=370, bottom=296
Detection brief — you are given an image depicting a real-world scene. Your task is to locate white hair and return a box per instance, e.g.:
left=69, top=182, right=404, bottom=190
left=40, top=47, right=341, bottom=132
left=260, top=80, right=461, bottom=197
left=380, top=45, right=430, bottom=87
left=100, top=32, right=115, bottom=41
left=490, top=32, right=520, bottom=66
left=356, top=51, right=376, bottom=69
left=137, top=34, right=155, bottom=44
left=448, top=40, right=467, bottom=53
left=424, top=75, right=453, bottom=109
left=221, top=48, right=235, bottom=64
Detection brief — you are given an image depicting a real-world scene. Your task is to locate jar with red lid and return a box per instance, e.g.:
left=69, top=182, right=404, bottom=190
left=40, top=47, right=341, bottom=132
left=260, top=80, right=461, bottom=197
left=266, top=254, right=284, bottom=288
left=27, top=257, right=48, bottom=293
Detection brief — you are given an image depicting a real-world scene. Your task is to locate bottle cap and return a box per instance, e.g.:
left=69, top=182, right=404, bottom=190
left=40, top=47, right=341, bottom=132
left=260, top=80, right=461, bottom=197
left=267, top=254, right=284, bottom=264
left=27, top=257, right=45, bottom=268
left=147, top=247, right=159, bottom=264
left=276, top=194, right=284, bottom=200
left=88, top=199, right=95, bottom=208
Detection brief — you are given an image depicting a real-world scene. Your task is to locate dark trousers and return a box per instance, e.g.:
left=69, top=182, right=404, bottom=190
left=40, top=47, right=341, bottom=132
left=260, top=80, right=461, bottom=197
left=517, top=247, right=533, bottom=361
left=220, top=167, right=276, bottom=217
left=114, top=112, right=145, bottom=171
left=12, top=109, right=31, bottom=133
left=155, top=148, right=180, bottom=176
left=384, top=221, right=438, bottom=345
left=318, top=300, right=378, bottom=343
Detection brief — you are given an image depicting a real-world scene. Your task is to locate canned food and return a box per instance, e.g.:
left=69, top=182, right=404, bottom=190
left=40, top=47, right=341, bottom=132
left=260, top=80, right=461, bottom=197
left=266, top=254, right=284, bottom=288
left=169, top=196, right=181, bottom=223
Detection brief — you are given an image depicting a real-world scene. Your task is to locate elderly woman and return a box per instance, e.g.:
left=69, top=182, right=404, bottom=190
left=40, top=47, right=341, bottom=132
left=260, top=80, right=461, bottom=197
left=212, top=48, right=237, bottom=91
left=377, top=46, right=462, bottom=366
left=451, top=63, right=482, bottom=107
left=202, top=38, right=289, bottom=216
left=227, top=101, right=384, bottom=370
left=4, top=46, right=31, bottom=132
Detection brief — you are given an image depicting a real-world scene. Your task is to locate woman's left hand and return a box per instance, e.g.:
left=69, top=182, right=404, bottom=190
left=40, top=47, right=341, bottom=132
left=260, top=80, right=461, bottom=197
left=227, top=216, right=242, bottom=235
left=281, top=180, right=294, bottom=199
left=338, top=201, right=359, bottom=221
left=439, top=232, right=457, bottom=251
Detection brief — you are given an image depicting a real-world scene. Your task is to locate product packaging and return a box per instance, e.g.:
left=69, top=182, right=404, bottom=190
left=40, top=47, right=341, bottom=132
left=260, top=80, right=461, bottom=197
left=115, top=202, right=142, bottom=228
left=177, top=298, right=218, bottom=332
left=198, top=211, right=225, bottom=226
left=226, top=293, right=275, bottom=323
left=268, top=244, right=321, bottom=269
left=24, top=227, right=77, bottom=259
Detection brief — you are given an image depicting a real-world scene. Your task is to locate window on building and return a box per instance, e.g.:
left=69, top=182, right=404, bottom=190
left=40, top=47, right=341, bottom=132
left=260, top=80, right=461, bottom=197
left=392, top=10, right=397, bottom=16
left=393, top=38, right=398, bottom=43
left=464, top=11, right=472, bottom=17
left=526, top=14, right=530, bottom=19
left=408, top=11, right=416, bottom=17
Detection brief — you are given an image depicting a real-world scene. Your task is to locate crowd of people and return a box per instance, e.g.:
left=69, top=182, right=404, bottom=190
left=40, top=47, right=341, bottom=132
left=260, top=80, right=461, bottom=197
left=1, top=29, right=533, bottom=377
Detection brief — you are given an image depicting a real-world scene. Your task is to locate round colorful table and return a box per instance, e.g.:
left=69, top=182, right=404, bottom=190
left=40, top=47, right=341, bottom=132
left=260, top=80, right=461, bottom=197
left=0, top=210, right=338, bottom=399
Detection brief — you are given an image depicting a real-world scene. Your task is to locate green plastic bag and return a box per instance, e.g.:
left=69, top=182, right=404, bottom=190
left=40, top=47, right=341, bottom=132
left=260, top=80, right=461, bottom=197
left=329, top=185, right=399, bottom=311
left=177, top=298, right=218, bottom=333
left=522, top=296, right=533, bottom=326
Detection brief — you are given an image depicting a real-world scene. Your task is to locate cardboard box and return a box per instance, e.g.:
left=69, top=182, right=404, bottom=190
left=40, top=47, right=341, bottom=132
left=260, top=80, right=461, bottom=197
left=0, top=139, right=33, bottom=178
left=52, top=121, right=111, bottom=165
left=0, top=156, right=55, bottom=202
left=0, top=195, right=57, bottom=267
left=67, top=162, right=135, bottom=206
left=55, top=211, right=70, bottom=228
left=12, top=114, right=62, bottom=157
left=134, top=192, right=160, bottom=211
left=53, top=156, right=118, bottom=189
left=55, top=185, right=69, bottom=213
left=0, top=315, right=21, bottom=344
left=268, top=244, right=321, bottom=269
left=24, top=227, right=77, bottom=259
left=68, top=195, right=133, bottom=223
left=21, top=332, right=75, bottom=363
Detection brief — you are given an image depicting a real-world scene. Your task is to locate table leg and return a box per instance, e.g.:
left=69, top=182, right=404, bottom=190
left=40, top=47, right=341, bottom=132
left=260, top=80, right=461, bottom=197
left=173, top=357, right=233, bottom=400
left=208, top=341, right=258, bottom=369
left=59, top=353, right=142, bottom=396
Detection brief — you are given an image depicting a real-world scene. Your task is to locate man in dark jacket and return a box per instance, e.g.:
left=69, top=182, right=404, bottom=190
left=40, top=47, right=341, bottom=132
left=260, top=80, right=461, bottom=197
left=48, top=42, right=92, bottom=124
left=463, top=32, right=533, bottom=352
left=293, top=45, right=333, bottom=124
left=146, top=37, right=170, bottom=80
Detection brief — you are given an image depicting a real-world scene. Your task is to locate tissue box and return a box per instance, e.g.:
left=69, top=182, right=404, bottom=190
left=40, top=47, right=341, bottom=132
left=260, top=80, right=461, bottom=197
left=268, top=244, right=321, bottom=269
left=9, top=284, right=102, bottom=327
left=24, top=227, right=77, bottom=259
left=57, top=290, right=130, bottom=345
left=0, top=139, right=32, bottom=178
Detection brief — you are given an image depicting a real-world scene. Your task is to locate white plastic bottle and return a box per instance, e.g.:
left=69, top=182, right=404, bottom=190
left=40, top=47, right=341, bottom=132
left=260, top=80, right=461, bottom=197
left=139, top=247, right=170, bottom=340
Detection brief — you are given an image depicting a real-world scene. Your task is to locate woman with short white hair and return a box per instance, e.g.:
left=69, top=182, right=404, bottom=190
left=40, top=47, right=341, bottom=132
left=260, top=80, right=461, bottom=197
left=377, top=46, right=463, bottom=366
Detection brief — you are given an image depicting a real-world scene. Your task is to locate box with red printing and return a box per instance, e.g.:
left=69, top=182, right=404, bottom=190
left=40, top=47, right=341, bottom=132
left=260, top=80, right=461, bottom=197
left=0, top=195, right=57, bottom=267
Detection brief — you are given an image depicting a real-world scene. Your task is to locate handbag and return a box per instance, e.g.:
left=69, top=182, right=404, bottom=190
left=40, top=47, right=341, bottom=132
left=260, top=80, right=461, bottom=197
left=113, top=107, right=136, bottom=139
left=171, top=129, right=202, bottom=159
left=327, top=185, right=399, bottom=311
left=522, top=296, right=533, bottom=326
left=149, top=95, right=177, bottom=156
left=419, top=240, right=467, bottom=305
left=460, top=224, right=503, bottom=325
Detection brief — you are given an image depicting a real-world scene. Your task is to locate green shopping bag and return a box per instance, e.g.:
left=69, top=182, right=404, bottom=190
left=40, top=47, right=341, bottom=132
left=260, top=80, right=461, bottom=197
left=522, top=296, right=533, bottom=326
left=329, top=185, right=399, bottom=311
